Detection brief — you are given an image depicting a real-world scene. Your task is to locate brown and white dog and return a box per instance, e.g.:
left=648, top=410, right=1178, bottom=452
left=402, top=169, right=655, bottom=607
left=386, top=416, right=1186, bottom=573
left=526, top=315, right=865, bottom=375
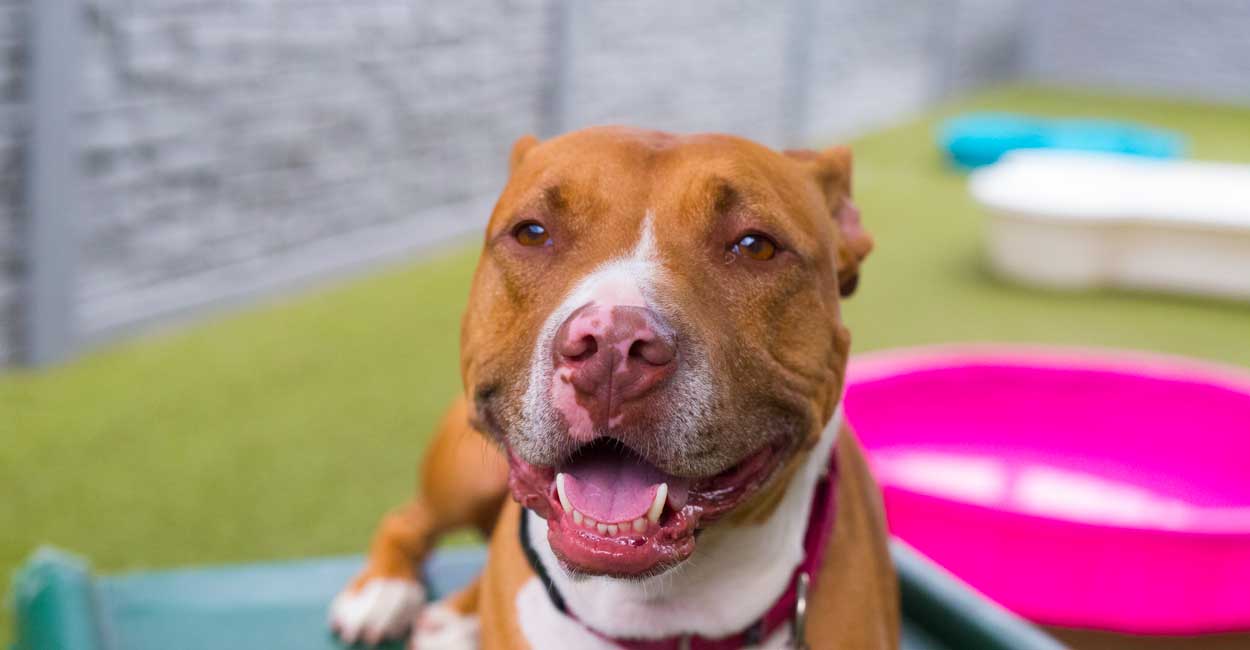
left=329, top=127, right=898, bottom=649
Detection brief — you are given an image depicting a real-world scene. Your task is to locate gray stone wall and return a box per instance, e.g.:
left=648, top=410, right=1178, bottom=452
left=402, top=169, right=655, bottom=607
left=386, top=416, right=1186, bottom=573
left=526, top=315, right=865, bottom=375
left=561, top=2, right=790, bottom=146
left=69, top=0, right=1032, bottom=351
left=560, top=0, right=1028, bottom=147
left=1024, top=0, right=1250, bottom=105
left=78, top=0, right=551, bottom=341
left=945, top=0, right=1028, bottom=95
left=0, top=0, right=24, bottom=365
left=804, top=0, right=946, bottom=142
left=805, top=0, right=1030, bottom=140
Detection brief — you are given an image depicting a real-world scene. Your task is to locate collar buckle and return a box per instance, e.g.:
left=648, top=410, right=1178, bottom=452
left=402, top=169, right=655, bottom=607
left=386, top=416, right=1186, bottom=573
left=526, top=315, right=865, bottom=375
left=790, top=572, right=811, bottom=650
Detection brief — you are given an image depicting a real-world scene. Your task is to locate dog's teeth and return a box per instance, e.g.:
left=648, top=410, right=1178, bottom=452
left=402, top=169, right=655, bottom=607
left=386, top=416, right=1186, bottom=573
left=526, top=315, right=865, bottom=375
left=556, top=473, right=572, bottom=513
left=585, top=517, right=597, bottom=529
left=572, top=510, right=583, bottom=525
left=633, top=518, right=647, bottom=533
left=597, top=523, right=609, bottom=535
left=647, top=483, right=668, bottom=524
left=606, top=524, right=619, bottom=536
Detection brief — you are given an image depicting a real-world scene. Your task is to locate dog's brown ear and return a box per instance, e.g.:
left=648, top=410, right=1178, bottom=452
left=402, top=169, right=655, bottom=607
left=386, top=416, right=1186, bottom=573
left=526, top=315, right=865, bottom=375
left=509, top=134, right=540, bottom=174
left=786, top=145, right=873, bottom=297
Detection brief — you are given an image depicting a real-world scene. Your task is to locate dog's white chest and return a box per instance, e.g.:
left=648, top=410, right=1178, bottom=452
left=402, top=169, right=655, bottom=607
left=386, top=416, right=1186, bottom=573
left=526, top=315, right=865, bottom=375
left=515, top=577, right=793, bottom=649
left=515, top=409, right=841, bottom=648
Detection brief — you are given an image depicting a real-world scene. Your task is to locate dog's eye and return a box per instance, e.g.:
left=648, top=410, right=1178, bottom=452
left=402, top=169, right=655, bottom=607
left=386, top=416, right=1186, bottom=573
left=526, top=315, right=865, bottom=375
left=732, top=233, right=777, bottom=261
left=513, top=221, right=552, bottom=247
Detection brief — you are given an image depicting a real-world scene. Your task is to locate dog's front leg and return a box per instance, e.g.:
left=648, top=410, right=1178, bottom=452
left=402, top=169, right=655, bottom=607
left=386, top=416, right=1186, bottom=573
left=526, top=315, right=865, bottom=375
left=330, top=396, right=509, bottom=646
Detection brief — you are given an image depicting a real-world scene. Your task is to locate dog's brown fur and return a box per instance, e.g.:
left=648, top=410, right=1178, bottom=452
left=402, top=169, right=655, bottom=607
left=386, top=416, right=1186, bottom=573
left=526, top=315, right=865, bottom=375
left=342, top=128, right=899, bottom=648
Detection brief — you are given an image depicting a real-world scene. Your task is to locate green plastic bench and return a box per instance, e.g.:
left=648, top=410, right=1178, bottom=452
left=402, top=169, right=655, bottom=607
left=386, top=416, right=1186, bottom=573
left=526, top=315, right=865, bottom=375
left=10, top=540, right=1062, bottom=650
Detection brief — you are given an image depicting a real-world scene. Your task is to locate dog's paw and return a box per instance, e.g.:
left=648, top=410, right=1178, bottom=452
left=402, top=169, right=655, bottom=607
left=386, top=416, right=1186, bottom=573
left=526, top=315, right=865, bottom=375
left=328, top=578, right=426, bottom=646
left=410, top=602, right=480, bottom=650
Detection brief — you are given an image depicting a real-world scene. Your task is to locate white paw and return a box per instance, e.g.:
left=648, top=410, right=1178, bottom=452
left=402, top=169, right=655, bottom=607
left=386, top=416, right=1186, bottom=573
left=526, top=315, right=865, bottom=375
left=328, top=578, right=426, bottom=645
left=411, top=602, right=480, bottom=650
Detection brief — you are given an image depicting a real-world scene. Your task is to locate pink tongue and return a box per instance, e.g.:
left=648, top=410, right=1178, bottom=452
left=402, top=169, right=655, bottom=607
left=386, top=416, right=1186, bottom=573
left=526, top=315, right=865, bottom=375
left=562, top=447, right=689, bottom=524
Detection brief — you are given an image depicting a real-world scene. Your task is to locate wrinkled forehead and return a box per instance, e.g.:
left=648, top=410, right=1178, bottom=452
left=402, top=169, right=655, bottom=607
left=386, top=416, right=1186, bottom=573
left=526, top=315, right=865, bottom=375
left=489, top=128, right=829, bottom=249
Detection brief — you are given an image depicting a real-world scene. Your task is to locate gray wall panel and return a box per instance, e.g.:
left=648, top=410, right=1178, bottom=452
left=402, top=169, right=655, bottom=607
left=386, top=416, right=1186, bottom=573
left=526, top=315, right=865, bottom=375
left=1024, top=0, right=1250, bottom=105
left=77, top=0, right=550, bottom=341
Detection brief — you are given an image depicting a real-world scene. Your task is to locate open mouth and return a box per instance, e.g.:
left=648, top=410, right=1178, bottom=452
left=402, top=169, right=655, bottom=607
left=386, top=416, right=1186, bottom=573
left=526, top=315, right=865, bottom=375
left=508, top=437, right=788, bottom=577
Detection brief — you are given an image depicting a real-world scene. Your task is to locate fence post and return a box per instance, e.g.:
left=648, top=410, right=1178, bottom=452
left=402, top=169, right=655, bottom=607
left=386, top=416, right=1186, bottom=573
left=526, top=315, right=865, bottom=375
left=22, top=0, right=82, bottom=366
left=783, top=0, right=816, bottom=147
left=539, top=0, right=570, bottom=138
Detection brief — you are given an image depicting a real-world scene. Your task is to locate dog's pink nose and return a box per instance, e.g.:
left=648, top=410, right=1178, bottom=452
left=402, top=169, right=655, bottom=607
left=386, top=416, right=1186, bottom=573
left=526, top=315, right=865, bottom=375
left=553, top=304, right=677, bottom=411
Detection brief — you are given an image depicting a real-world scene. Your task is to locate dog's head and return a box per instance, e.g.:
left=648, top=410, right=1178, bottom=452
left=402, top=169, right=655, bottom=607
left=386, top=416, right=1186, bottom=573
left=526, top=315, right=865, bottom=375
left=462, top=127, right=871, bottom=577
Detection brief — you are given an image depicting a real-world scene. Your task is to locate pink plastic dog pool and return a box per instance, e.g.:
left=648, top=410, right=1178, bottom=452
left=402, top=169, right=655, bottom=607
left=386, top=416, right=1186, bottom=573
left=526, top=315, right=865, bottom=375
left=844, top=345, right=1250, bottom=635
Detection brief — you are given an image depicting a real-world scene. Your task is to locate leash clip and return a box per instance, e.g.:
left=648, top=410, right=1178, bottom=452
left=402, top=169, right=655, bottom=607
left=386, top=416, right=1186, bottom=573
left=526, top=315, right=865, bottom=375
left=791, top=572, right=811, bottom=650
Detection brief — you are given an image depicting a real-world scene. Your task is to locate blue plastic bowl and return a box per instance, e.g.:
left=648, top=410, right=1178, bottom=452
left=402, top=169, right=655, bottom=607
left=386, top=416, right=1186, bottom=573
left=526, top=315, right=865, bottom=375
left=939, top=113, right=1184, bottom=170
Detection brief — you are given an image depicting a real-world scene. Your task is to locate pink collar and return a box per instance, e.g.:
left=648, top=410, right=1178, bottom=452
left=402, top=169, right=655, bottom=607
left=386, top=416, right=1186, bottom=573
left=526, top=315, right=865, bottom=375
left=519, top=447, right=839, bottom=650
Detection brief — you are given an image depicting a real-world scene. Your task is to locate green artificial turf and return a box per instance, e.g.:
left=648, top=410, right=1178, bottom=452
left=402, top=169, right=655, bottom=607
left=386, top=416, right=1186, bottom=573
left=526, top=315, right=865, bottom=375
left=3, top=85, right=1250, bottom=640
left=841, top=86, right=1250, bottom=360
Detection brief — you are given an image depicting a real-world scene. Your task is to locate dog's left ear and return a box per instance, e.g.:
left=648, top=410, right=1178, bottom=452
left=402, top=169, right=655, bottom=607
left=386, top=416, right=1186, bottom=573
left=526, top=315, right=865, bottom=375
left=786, top=145, right=873, bottom=297
left=509, top=134, right=540, bottom=174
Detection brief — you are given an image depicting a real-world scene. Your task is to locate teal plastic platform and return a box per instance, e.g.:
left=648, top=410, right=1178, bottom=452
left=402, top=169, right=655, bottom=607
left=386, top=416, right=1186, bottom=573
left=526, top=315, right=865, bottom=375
left=11, top=541, right=1062, bottom=650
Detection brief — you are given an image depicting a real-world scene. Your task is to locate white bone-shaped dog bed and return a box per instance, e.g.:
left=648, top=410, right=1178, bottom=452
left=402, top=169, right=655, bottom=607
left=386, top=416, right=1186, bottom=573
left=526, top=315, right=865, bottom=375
left=971, top=151, right=1250, bottom=301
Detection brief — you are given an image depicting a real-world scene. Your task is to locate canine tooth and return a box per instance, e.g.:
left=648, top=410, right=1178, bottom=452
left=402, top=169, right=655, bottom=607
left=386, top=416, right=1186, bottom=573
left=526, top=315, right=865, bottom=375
left=556, top=474, right=572, bottom=513
left=633, top=518, right=647, bottom=533
left=573, top=510, right=583, bottom=525
left=585, top=517, right=597, bottom=529
left=606, top=524, right=619, bottom=536
left=647, top=483, right=668, bottom=524
left=597, top=523, right=609, bottom=535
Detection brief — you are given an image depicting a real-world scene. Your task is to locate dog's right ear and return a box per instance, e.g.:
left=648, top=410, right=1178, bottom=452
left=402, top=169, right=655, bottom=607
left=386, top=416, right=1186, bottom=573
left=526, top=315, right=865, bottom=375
left=509, top=134, right=540, bottom=174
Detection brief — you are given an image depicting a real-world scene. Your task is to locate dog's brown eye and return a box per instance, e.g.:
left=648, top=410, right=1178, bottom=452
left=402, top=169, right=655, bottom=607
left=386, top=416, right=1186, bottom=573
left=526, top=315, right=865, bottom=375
left=733, top=234, right=777, bottom=261
left=513, top=221, right=551, bottom=247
